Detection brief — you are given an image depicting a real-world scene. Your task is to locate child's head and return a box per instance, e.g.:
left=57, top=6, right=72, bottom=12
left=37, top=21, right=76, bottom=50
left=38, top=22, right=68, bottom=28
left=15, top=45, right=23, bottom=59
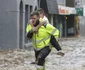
left=37, top=8, right=45, bottom=18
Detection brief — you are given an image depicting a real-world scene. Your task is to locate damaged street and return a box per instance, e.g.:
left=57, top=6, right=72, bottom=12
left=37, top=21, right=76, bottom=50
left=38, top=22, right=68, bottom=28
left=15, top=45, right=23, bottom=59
left=0, top=37, right=85, bottom=70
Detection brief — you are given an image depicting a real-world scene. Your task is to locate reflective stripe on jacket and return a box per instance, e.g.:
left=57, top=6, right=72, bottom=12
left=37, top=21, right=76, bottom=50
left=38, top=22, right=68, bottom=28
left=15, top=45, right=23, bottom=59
left=26, top=23, right=59, bottom=51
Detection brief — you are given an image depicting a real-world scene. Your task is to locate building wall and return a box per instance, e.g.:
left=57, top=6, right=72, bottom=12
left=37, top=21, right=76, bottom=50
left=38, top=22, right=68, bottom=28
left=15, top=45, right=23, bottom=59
left=0, top=0, right=18, bottom=50
left=74, top=0, right=85, bottom=36
left=57, top=0, right=66, bottom=6
left=75, top=0, right=83, bottom=8
left=0, top=0, right=36, bottom=50
left=82, top=0, right=85, bottom=6
left=66, top=0, right=74, bottom=7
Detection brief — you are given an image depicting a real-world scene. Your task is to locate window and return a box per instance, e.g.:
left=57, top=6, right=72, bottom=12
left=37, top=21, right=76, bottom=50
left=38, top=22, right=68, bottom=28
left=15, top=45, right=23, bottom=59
left=30, top=6, right=33, bottom=13
left=57, top=0, right=65, bottom=6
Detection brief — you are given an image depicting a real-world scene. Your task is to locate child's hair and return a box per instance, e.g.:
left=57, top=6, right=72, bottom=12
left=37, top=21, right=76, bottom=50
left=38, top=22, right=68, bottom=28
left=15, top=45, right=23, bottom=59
left=37, top=8, right=45, bottom=15
left=30, top=11, right=39, bottom=17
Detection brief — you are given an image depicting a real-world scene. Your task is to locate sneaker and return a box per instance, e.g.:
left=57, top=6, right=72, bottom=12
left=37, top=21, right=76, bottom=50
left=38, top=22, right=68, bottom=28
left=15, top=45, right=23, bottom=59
left=57, top=51, right=65, bottom=56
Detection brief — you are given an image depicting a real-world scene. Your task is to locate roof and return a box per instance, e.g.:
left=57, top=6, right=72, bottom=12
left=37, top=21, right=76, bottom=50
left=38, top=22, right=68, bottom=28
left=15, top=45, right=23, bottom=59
left=40, top=0, right=59, bottom=14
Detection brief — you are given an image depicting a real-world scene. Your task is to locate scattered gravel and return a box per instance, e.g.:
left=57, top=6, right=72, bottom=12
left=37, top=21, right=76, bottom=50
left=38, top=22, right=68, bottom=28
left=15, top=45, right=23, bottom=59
left=0, top=37, right=85, bottom=70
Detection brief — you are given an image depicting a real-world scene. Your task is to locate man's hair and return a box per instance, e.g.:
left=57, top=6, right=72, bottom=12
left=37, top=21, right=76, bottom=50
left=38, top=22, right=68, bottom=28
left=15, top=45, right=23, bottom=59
left=37, top=8, right=45, bottom=15
left=30, top=11, right=39, bottom=17
left=30, top=11, right=40, bottom=26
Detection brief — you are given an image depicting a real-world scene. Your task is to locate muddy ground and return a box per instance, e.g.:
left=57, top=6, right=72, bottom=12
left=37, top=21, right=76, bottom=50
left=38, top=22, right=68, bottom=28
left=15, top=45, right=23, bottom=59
left=0, top=37, right=85, bottom=70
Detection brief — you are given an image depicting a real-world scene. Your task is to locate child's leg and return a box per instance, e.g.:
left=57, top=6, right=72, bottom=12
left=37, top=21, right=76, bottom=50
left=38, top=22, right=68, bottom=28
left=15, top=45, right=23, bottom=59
left=50, top=35, right=62, bottom=51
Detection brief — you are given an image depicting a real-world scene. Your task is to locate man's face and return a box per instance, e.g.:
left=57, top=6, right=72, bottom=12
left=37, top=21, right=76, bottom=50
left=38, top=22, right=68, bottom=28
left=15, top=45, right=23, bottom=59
left=31, top=15, right=39, bottom=26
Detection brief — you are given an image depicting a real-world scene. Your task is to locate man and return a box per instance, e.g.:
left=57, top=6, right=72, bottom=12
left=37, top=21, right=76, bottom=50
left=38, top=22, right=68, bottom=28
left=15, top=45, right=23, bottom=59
left=26, top=11, right=60, bottom=70
left=35, top=8, right=64, bottom=55
left=29, top=8, right=64, bottom=64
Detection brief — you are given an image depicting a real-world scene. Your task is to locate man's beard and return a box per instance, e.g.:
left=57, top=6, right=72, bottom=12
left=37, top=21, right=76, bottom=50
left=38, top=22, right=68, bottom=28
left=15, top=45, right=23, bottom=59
left=34, top=20, right=40, bottom=27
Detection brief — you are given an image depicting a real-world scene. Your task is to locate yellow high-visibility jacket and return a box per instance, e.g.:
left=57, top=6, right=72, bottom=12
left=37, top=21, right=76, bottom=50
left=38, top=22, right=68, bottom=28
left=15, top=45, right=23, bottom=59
left=26, top=23, right=59, bottom=51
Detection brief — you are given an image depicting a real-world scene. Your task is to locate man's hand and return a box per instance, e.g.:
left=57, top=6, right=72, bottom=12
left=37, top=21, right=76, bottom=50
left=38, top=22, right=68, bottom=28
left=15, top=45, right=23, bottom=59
left=29, top=19, right=39, bottom=32
left=30, top=19, right=34, bottom=27
left=32, top=27, right=38, bottom=32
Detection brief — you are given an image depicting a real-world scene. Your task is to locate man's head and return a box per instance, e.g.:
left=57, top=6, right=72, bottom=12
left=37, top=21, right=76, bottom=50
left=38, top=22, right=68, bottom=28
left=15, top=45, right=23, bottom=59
left=30, top=11, right=40, bottom=26
left=37, top=8, right=45, bottom=18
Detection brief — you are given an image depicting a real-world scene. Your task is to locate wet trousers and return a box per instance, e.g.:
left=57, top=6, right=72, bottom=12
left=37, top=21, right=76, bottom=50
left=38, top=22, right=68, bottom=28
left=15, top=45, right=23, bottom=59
left=35, top=46, right=51, bottom=67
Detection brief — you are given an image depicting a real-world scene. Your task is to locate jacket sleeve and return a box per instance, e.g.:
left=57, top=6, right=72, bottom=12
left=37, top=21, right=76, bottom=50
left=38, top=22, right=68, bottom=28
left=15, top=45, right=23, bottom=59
left=26, top=24, right=33, bottom=39
left=46, top=24, right=59, bottom=38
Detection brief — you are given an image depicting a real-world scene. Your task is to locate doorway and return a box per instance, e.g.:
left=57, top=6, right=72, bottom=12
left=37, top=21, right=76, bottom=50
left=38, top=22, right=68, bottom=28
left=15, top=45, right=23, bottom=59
left=19, top=1, right=23, bottom=49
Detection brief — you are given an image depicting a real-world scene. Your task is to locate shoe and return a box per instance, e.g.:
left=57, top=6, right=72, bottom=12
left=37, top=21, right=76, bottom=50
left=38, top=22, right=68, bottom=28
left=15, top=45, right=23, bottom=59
left=57, top=51, right=65, bottom=56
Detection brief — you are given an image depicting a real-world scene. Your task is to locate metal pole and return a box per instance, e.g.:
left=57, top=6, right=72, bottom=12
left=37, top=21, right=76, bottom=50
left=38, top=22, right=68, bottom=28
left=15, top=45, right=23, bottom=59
left=65, top=18, right=67, bottom=37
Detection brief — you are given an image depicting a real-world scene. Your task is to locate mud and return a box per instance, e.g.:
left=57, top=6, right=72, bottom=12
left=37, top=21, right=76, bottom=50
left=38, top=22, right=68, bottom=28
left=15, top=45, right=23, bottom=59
left=0, top=37, right=85, bottom=70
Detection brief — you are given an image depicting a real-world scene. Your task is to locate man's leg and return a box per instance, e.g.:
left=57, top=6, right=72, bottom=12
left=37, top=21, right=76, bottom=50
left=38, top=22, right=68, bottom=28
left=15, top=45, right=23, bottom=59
left=31, top=50, right=40, bottom=64
left=37, top=46, right=51, bottom=70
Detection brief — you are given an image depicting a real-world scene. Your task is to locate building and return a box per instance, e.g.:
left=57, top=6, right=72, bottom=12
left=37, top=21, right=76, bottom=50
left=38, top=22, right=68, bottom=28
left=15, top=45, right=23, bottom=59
left=38, top=0, right=76, bottom=37
left=0, top=0, right=37, bottom=50
left=65, top=0, right=76, bottom=37
left=38, top=0, right=59, bottom=26
left=0, top=0, right=77, bottom=50
left=57, top=0, right=66, bottom=6
left=55, top=0, right=76, bottom=37
left=74, top=0, right=85, bottom=36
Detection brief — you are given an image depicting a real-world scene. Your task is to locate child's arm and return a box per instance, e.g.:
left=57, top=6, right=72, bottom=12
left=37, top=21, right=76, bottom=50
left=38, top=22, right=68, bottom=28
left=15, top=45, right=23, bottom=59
left=36, top=19, right=47, bottom=29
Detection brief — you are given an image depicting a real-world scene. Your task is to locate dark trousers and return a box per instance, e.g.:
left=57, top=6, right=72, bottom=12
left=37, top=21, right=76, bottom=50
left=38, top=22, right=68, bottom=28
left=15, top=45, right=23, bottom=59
left=34, top=46, right=51, bottom=66
left=50, top=35, right=62, bottom=51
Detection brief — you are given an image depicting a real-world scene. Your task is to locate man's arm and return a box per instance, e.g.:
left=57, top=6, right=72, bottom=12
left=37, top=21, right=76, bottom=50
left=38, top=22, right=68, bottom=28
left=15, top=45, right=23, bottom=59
left=26, top=23, right=36, bottom=39
left=26, top=24, right=32, bottom=39
left=26, top=29, right=33, bottom=39
left=26, top=22, right=38, bottom=39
